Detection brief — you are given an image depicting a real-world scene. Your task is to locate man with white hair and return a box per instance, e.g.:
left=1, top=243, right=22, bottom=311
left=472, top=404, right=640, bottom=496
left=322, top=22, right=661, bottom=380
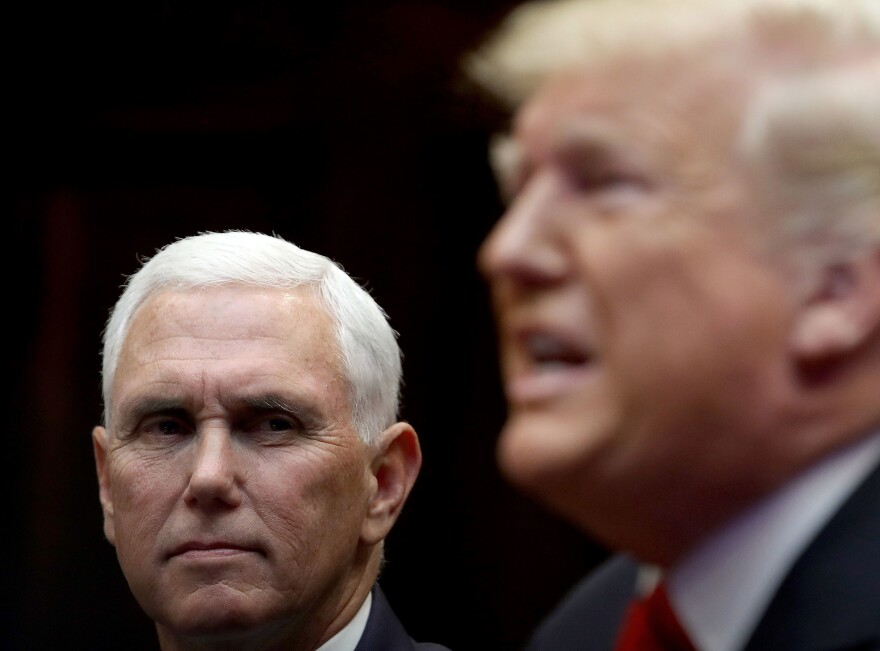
left=92, top=230, right=451, bottom=651
left=468, top=0, right=880, bottom=649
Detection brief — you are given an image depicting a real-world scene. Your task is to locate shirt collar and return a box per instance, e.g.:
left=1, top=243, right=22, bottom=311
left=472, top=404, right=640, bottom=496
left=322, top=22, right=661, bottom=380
left=665, top=430, right=880, bottom=651
left=316, top=591, right=373, bottom=651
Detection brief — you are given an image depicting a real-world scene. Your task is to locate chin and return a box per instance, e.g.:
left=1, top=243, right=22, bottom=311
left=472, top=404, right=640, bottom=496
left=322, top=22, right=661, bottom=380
left=156, top=590, right=278, bottom=639
left=499, top=412, right=595, bottom=491
left=173, top=610, right=258, bottom=637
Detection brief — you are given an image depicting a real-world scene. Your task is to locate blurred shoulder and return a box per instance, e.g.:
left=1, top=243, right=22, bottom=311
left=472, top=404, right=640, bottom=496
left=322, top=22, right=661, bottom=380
left=526, top=555, right=638, bottom=651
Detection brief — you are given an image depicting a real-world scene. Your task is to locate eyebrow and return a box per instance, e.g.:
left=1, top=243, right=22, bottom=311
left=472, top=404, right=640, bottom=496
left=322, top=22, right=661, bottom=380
left=489, top=121, right=646, bottom=193
left=552, top=120, right=641, bottom=167
left=111, top=396, right=189, bottom=432
left=236, top=393, right=325, bottom=426
left=113, top=392, right=327, bottom=430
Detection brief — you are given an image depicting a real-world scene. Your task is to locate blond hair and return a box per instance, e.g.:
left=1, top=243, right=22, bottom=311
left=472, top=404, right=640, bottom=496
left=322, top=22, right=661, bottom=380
left=466, top=0, right=880, bottom=260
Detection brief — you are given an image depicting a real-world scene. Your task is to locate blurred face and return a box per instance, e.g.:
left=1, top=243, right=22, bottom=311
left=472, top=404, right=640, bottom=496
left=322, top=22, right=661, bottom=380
left=479, top=57, right=801, bottom=561
left=94, top=285, right=378, bottom=648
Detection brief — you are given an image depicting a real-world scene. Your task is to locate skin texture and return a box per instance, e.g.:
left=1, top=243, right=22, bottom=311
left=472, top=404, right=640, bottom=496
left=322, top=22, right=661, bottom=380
left=93, top=285, right=421, bottom=651
left=477, top=54, right=832, bottom=565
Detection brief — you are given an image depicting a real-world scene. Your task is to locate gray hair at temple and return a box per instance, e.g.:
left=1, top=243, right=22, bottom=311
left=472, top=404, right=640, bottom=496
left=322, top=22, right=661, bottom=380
left=99, top=230, right=403, bottom=444
left=466, top=0, right=880, bottom=270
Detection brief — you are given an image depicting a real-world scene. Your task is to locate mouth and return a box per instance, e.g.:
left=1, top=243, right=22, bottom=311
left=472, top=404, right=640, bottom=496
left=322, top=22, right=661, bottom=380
left=506, top=330, right=598, bottom=403
left=528, top=331, right=593, bottom=367
left=169, top=541, right=262, bottom=560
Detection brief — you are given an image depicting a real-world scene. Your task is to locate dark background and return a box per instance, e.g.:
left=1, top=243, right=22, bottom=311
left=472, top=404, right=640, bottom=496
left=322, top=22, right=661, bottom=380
left=9, top=2, right=607, bottom=649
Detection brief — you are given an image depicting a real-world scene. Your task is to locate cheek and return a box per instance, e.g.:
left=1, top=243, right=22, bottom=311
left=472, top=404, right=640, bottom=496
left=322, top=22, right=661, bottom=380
left=577, top=224, right=785, bottom=406
left=583, top=222, right=749, bottom=353
left=254, top=453, right=370, bottom=554
left=110, top=456, right=180, bottom=552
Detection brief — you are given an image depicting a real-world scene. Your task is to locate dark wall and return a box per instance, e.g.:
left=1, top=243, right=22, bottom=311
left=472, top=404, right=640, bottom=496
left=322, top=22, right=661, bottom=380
left=9, top=3, right=607, bottom=649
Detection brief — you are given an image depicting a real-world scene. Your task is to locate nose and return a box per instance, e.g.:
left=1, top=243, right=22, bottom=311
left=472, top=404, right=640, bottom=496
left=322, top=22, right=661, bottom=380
left=477, top=172, right=569, bottom=287
left=183, top=428, right=243, bottom=509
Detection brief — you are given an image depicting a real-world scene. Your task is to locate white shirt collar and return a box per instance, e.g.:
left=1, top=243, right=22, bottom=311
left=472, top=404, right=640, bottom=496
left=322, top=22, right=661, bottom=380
left=316, top=591, right=373, bottom=651
left=663, top=430, right=880, bottom=651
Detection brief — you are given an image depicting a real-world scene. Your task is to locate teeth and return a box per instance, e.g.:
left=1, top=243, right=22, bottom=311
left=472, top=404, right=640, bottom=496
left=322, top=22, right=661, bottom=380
left=528, top=334, right=567, bottom=357
left=536, top=359, right=574, bottom=370
left=526, top=333, right=590, bottom=365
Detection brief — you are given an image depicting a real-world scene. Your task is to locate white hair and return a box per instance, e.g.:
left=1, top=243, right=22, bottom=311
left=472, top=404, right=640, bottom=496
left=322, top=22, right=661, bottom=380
left=466, top=0, right=880, bottom=262
left=738, top=58, right=880, bottom=265
left=101, top=230, right=402, bottom=444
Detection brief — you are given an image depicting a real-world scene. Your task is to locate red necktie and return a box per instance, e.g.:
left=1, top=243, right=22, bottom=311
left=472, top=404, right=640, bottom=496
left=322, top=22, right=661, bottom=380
left=614, top=582, right=698, bottom=651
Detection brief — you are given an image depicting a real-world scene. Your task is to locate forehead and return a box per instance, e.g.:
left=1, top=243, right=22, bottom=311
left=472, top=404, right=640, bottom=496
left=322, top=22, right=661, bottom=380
left=512, top=52, right=750, bottom=165
left=111, top=284, right=346, bottom=409
left=126, top=284, right=335, bottom=350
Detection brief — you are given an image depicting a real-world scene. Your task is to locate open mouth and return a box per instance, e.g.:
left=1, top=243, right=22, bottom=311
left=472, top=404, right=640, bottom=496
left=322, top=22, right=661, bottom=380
left=527, top=332, right=593, bottom=370
left=506, top=330, right=598, bottom=403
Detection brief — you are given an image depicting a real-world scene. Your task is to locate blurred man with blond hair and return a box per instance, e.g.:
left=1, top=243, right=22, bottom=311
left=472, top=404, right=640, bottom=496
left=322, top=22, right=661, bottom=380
left=468, top=0, right=880, bottom=649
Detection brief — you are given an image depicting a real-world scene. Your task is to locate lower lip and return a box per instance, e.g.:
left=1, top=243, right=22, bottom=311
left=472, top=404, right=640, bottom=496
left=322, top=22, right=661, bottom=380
left=507, top=365, right=599, bottom=403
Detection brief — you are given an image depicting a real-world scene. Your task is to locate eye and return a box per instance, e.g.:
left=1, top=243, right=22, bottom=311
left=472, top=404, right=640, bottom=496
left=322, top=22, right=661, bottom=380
left=245, top=413, right=306, bottom=443
left=571, top=166, right=639, bottom=190
left=142, top=416, right=191, bottom=438
left=569, top=167, right=650, bottom=210
left=125, top=412, right=194, bottom=445
left=265, top=417, right=294, bottom=432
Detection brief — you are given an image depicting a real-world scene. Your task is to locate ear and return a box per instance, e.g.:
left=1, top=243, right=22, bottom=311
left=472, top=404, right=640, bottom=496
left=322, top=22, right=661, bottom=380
left=360, top=422, right=422, bottom=546
left=790, top=250, right=880, bottom=361
left=92, top=426, right=117, bottom=546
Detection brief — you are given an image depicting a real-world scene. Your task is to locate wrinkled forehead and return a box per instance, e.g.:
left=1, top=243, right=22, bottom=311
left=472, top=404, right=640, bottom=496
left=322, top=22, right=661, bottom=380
left=129, top=283, right=332, bottom=339
left=112, top=283, right=344, bottom=394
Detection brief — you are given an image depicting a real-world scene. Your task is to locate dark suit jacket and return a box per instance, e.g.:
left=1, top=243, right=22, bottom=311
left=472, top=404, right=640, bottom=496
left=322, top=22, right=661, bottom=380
left=354, top=584, right=452, bottom=651
left=525, top=460, right=880, bottom=651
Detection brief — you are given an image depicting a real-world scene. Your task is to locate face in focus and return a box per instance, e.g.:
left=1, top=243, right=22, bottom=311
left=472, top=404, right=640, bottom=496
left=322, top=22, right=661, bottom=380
left=479, top=56, right=803, bottom=561
left=93, top=285, right=382, bottom=647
